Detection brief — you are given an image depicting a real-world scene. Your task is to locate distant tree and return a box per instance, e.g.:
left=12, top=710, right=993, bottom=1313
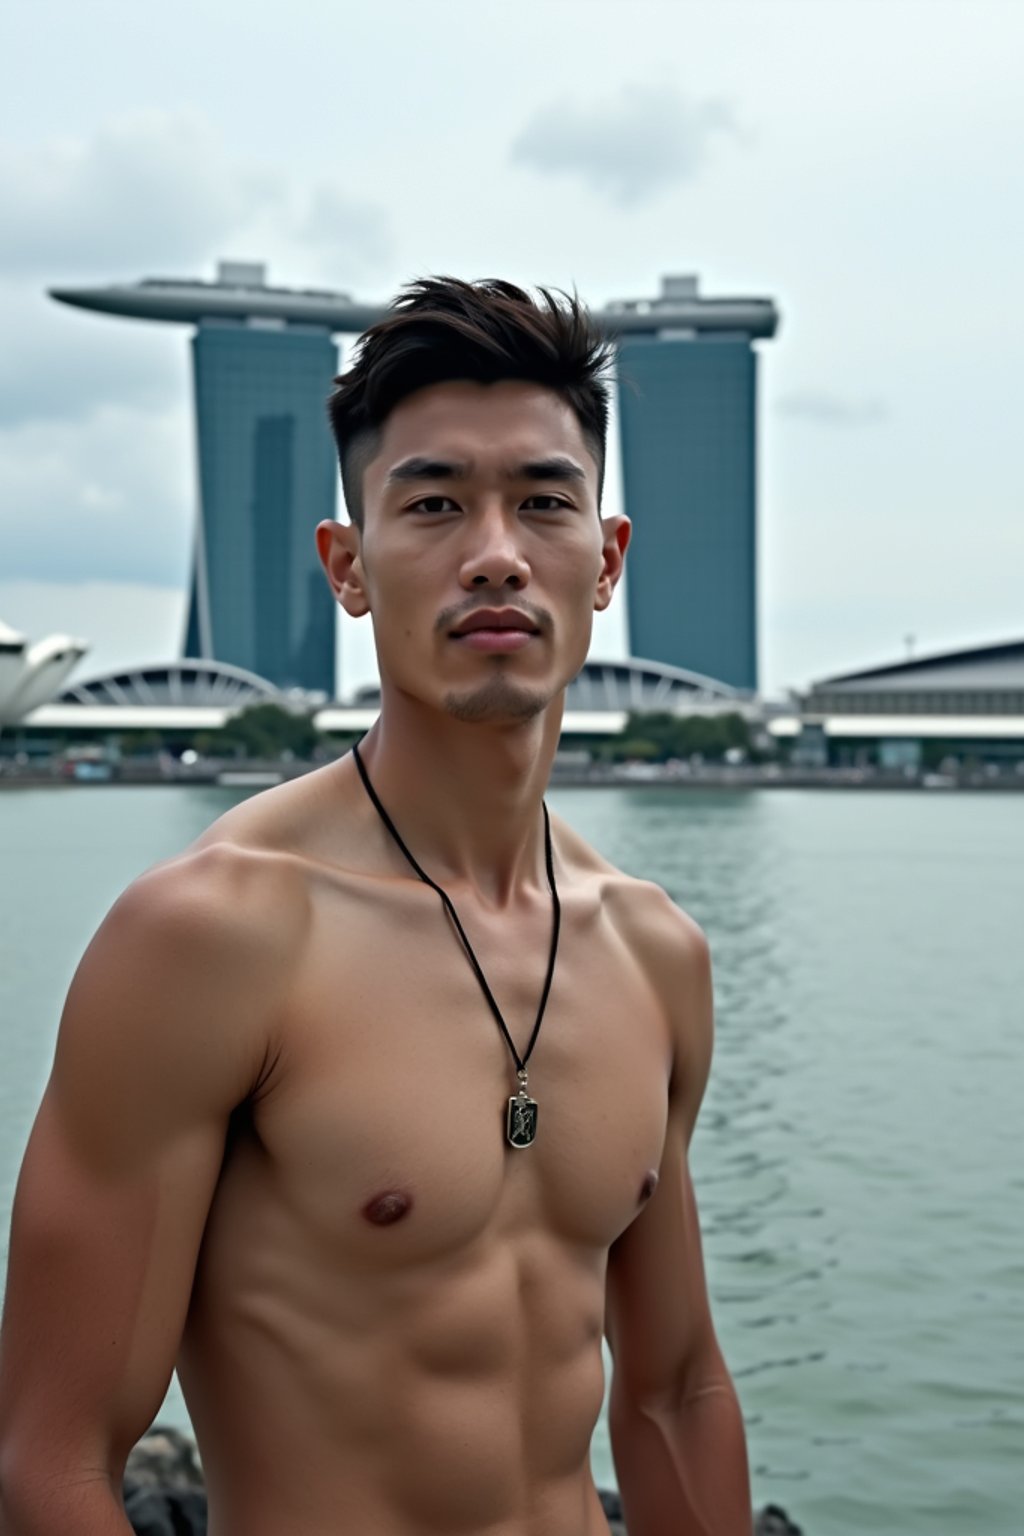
left=616, top=737, right=661, bottom=762
left=218, top=703, right=322, bottom=761
left=127, top=730, right=164, bottom=755
left=607, top=711, right=753, bottom=763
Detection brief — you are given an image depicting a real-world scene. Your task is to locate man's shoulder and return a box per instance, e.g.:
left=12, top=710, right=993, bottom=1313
left=608, top=877, right=710, bottom=1020
left=111, top=756, right=380, bottom=970
left=49, top=836, right=310, bottom=1121
left=127, top=836, right=307, bottom=936
left=554, top=812, right=708, bottom=972
left=90, top=823, right=312, bottom=1023
left=555, top=813, right=712, bottom=1102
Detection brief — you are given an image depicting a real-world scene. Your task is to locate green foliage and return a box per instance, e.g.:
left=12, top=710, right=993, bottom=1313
left=126, top=730, right=164, bottom=755
left=614, top=737, right=661, bottom=761
left=606, top=711, right=753, bottom=763
left=217, top=703, right=322, bottom=761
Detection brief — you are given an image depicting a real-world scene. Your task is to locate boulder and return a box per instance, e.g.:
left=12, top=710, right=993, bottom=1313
left=598, top=1486, right=627, bottom=1533
left=756, top=1506, right=803, bottom=1536
left=124, top=1427, right=206, bottom=1536
left=125, top=1427, right=204, bottom=1491
left=123, top=1482, right=207, bottom=1536
left=600, top=1485, right=803, bottom=1536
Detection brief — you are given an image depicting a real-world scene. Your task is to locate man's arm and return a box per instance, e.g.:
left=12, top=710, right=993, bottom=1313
left=605, top=898, right=751, bottom=1536
left=0, top=844, right=299, bottom=1535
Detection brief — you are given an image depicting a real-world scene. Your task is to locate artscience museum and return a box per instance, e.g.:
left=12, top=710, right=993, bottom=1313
left=0, top=621, right=89, bottom=728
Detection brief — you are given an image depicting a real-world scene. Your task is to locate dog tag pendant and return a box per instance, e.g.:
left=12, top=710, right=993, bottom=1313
left=506, top=1069, right=538, bottom=1148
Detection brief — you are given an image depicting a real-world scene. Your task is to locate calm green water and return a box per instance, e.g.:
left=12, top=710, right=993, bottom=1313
left=1, top=785, right=1021, bottom=1533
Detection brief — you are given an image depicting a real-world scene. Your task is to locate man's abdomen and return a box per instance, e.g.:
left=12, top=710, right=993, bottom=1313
left=179, top=1155, right=613, bottom=1535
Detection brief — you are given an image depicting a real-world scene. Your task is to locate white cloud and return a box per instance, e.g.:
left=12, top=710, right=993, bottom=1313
left=0, top=402, right=193, bottom=586
left=510, top=84, right=741, bottom=207
left=0, top=109, right=395, bottom=289
left=0, top=112, right=259, bottom=278
left=0, top=281, right=185, bottom=429
left=297, top=184, right=394, bottom=272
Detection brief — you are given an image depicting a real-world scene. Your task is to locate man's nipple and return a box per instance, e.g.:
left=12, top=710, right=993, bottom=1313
left=638, top=1170, right=659, bottom=1205
left=361, top=1190, right=414, bottom=1227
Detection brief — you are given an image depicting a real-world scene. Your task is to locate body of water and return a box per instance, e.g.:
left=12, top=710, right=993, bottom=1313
left=1, top=784, right=1021, bottom=1533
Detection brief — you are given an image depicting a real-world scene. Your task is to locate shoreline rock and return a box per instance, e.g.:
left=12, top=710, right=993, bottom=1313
left=124, top=1427, right=803, bottom=1536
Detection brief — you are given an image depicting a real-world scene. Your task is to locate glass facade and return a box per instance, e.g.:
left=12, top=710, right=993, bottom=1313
left=183, top=322, right=338, bottom=696
left=616, top=334, right=758, bottom=691
left=808, top=689, right=1024, bottom=715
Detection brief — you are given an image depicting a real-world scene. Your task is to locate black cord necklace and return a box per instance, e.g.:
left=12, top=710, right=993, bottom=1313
left=351, top=740, right=560, bottom=1148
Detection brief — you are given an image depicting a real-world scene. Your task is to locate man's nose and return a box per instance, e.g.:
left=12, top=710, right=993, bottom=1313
left=458, top=507, right=531, bottom=590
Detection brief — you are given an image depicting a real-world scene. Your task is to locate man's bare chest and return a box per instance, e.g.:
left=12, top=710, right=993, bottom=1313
left=239, top=876, right=673, bottom=1271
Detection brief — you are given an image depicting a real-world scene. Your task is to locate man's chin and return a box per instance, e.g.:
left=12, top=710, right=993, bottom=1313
left=442, top=675, right=552, bottom=725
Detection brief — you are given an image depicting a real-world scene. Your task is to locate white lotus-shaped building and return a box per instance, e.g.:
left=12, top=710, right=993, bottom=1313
left=0, top=620, right=89, bottom=727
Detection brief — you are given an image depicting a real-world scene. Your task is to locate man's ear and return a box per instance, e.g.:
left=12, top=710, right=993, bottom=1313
left=594, top=515, right=631, bottom=613
left=316, top=520, right=370, bottom=618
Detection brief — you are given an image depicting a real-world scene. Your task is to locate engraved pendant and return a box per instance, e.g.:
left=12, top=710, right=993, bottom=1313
left=506, top=1071, right=538, bottom=1148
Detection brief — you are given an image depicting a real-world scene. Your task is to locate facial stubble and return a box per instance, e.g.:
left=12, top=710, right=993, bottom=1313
left=438, top=595, right=557, bottom=724
left=442, top=667, right=552, bottom=724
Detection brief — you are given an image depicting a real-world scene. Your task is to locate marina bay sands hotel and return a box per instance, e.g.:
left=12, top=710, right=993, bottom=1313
left=51, top=264, right=779, bottom=700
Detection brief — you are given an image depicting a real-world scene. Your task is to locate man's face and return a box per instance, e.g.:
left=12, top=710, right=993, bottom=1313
left=340, top=379, right=628, bottom=725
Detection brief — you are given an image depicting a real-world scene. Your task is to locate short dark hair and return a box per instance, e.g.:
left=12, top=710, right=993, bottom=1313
left=327, top=276, right=614, bottom=526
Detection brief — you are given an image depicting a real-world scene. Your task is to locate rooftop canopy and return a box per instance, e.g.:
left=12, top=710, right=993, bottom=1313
left=809, top=638, right=1024, bottom=695
left=50, top=264, right=780, bottom=340
left=58, top=657, right=288, bottom=710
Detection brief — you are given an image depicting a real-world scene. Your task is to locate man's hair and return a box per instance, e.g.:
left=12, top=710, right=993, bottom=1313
left=327, top=276, right=614, bottom=527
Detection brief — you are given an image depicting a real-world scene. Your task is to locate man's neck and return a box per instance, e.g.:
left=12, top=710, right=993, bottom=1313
left=352, top=690, right=563, bottom=907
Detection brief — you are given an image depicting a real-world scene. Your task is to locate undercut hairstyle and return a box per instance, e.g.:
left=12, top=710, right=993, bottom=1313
left=327, top=276, right=614, bottom=527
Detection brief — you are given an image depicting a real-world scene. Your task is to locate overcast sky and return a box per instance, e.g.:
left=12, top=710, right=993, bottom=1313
left=1, top=0, right=1021, bottom=697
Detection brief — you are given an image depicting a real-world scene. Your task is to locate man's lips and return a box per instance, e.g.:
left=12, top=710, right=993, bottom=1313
left=449, top=608, right=541, bottom=653
left=450, top=608, right=541, bottom=637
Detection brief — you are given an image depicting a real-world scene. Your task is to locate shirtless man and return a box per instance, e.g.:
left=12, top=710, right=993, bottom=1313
left=0, top=277, right=751, bottom=1535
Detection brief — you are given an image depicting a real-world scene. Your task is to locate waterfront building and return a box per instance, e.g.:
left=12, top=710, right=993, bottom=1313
left=183, top=317, right=338, bottom=695
left=52, top=262, right=342, bottom=697
left=612, top=275, right=774, bottom=692
left=51, top=264, right=779, bottom=702
left=0, top=619, right=88, bottom=726
left=772, top=637, right=1024, bottom=768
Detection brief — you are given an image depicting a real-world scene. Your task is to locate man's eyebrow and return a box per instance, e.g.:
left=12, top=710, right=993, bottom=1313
left=384, top=454, right=588, bottom=487
left=385, top=457, right=470, bottom=485
left=506, top=456, right=587, bottom=483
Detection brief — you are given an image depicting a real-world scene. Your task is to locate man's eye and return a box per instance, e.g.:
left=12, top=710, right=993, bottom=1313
left=523, top=495, right=570, bottom=512
left=409, top=496, right=458, bottom=514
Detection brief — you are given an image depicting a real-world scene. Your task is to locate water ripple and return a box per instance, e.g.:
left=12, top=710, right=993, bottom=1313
left=553, top=788, right=1024, bottom=1533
